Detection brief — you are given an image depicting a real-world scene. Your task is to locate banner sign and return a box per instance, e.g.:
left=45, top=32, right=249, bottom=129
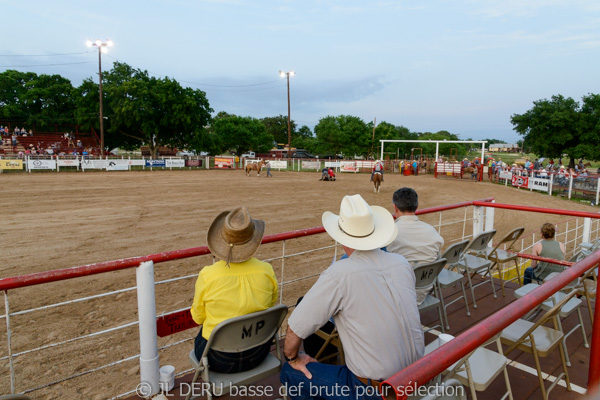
left=511, top=175, right=529, bottom=188
left=340, top=161, right=357, bottom=172
left=57, top=159, right=79, bottom=167
left=324, top=161, right=340, bottom=168
left=27, top=159, right=56, bottom=170
left=499, top=171, right=512, bottom=180
left=106, top=160, right=130, bottom=171
left=356, top=161, right=376, bottom=169
left=0, top=159, right=23, bottom=170
left=166, top=159, right=185, bottom=168
left=214, top=157, right=233, bottom=168
left=269, top=160, right=287, bottom=169
left=302, top=161, right=321, bottom=170
left=146, top=159, right=166, bottom=168
left=435, top=163, right=461, bottom=174
left=529, top=177, right=550, bottom=192
left=128, top=159, right=146, bottom=166
left=185, top=159, right=202, bottom=167
left=82, top=160, right=108, bottom=170
left=156, top=309, right=198, bottom=337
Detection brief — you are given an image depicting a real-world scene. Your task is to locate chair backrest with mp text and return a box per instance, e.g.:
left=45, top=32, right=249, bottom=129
left=467, top=230, right=497, bottom=255
left=414, top=258, right=447, bottom=289
left=203, top=304, right=288, bottom=357
left=441, top=240, right=470, bottom=266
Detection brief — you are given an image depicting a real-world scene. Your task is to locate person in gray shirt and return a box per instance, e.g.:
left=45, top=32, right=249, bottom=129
left=280, top=194, right=424, bottom=400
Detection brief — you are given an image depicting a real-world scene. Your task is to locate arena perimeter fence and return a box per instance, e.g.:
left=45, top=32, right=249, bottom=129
left=0, top=198, right=599, bottom=399
left=0, top=155, right=433, bottom=175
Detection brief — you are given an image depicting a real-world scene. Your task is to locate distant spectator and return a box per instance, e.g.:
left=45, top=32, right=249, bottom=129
left=28, top=129, right=33, bottom=136
left=46, top=147, right=54, bottom=155
left=14, top=126, right=19, bottom=135
left=20, top=127, right=26, bottom=135
left=0, top=126, right=4, bottom=134
left=77, top=139, right=83, bottom=148
left=11, top=134, right=17, bottom=147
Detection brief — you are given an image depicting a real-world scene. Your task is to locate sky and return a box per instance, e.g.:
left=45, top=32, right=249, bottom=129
left=2, top=0, right=599, bottom=143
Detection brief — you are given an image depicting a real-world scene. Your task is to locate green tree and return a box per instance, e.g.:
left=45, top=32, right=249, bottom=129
left=0, top=70, right=37, bottom=121
left=261, top=115, right=297, bottom=146
left=212, top=114, right=273, bottom=155
left=511, top=94, right=582, bottom=168
left=292, top=125, right=317, bottom=152
left=76, top=62, right=213, bottom=156
left=576, top=93, right=600, bottom=161
left=372, top=122, right=416, bottom=159
left=314, top=115, right=370, bottom=157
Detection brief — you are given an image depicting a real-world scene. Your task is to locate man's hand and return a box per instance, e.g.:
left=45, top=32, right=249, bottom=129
left=288, top=353, right=318, bottom=379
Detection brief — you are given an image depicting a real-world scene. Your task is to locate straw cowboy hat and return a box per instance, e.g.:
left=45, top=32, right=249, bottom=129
left=207, top=207, right=265, bottom=264
left=322, top=194, right=397, bottom=251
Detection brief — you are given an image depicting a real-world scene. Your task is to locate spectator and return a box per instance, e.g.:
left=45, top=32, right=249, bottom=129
left=11, top=134, right=17, bottom=147
left=77, top=139, right=83, bottom=148
left=412, top=159, right=418, bottom=175
left=387, top=187, right=444, bottom=304
left=280, top=194, right=423, bottom=399
left=523, top=223, right=566, bottom=285
left=20, top=127, right=26, bottom=135
left=0, top=126, right=4, bottom=134
left=28, top=129, right=33, bottom=136
left=13, top=126, right=19, bottom=135
left=46, top=147, right=54, bottom=155
left=370, top=159, right=384, bottom=182
left=190, top=207, right=278, bottom=373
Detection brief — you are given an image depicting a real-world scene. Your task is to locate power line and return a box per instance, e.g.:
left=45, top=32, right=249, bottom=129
left=0, top=51, right=92, bottom=57
left=0, top=61, right=94, bottom=67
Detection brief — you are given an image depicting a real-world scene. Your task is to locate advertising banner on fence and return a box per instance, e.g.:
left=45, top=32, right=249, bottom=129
left=128, top=159, right=146, bottom=166
left=499, top=170, right=512, bottom=180
left=356, top=161, right=375, bottom=170
left=57, top=159, right=79, bottom=167
left=107, top=160, right=130, bottom=171
left=185, top=159, right=202, bottom=167
left=81, top=160, right=108, bottom=170
left=146, top=159, right=166, bottom=168
left=324, top=161, right=340, bottom=168
left=27, top=159, right=56, bottom=170
left=340, top=161, right=357, bottom=172
left=214, top=157, right=233, bottom=168
left=166, top=159, right=185, bottom=168
left=270, top=160, right=287, bottom=169
left=529, top=177, right=550, bottom=192
left=0, top=159, right=23, bottom=170
left=511, top=175, right=529, bottom=188
left=302, top=161, right=321, bottom=170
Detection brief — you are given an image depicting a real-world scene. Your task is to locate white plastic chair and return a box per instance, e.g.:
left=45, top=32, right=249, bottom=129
left=455, top=230, right=497, bottom=309
left=414, top=258, right=447, bottom=334
left=481, top=227, right=525, bottom=296
left=186, top=304, right=288, bottom=400
left=437, top=240, right=471, bottom=329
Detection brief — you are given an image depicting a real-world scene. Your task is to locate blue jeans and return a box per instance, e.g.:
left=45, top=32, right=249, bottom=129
left=280, top=362, right=385, bottom=400
left=523, top=267, right=541, bottom=285
left=194, top=327, right=271, bottom=373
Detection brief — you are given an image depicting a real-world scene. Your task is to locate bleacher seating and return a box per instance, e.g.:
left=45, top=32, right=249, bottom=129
left=0, top=129, right=99, bottom=157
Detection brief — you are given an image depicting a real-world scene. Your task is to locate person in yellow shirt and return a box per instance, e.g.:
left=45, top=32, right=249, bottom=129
left=190, top=206, right=278, bottom=373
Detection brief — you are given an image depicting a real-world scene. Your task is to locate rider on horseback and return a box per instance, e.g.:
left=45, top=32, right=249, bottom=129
left=371, top=160, right=384, bottom=182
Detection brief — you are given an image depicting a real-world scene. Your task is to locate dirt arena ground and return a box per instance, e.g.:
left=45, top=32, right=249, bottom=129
left=0, top=169, right=597, bottom=399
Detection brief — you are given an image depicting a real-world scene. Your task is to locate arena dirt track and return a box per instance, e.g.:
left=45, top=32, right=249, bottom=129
left=0, top=169, right=597, bottom=399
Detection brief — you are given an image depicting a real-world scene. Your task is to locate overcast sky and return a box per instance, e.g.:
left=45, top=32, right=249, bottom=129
left=2, top=0, right=599, bottom=142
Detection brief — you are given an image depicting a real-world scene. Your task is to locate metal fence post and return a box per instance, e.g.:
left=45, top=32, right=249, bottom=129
left=4, top=291, right=15, bottom=393
left=136, top=261, right=160, bottom=397
left=569, top=174, right=573, bottom=199
left=583, top=218, right=591, bottom=244
left=473, top=206, right=484, bottom=238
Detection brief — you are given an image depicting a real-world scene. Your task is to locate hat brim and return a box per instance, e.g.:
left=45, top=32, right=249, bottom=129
left=207, top=211, right=265, bottom=263
left=322, top=206, right=398, bottom=251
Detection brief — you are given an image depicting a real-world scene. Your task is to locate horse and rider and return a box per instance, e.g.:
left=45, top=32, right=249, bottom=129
left=245, top=160, right=266, bottom=177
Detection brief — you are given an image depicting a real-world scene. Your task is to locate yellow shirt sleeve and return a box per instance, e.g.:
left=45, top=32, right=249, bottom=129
left=190, top=271, right=207, bottom=325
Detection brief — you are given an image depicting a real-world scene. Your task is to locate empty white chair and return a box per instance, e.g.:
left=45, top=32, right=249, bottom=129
left=437, top=240, right=471, bottom=330
left=455, top=230, right=497, bottom=309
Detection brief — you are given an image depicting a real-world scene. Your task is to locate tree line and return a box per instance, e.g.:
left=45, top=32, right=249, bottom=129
left=6, top=63, right=596, bottom=162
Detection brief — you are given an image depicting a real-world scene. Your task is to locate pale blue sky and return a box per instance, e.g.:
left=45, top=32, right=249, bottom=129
left=2, top=0, right=599, bottom=142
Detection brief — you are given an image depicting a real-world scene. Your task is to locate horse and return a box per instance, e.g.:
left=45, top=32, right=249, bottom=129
left=245, top=160, right=265, bottom=177
left=372, top=172, right=382, bottom=193
left=463, top=166, right=478, bottom=180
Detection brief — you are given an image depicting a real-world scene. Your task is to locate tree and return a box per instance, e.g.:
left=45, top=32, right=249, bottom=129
left=511, top=94, right=582, bottom=168
left=261, top=115, right=296, bottom=146
left=0, top=70, right=77, bottom=129
left=372, top=122, right=416, bottom=159
left=576, top=93, right=600, bottom=161
left=292, top=125, right=317, bottom=152
left=75, top=62, right=213, bottom=156
left=314, top=115, right=370, bottom=157
left=212, top=114, right=273, bottom=156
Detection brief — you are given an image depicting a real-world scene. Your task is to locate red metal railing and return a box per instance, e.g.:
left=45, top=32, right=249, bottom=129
left=382, top=250, right=600, bottom=399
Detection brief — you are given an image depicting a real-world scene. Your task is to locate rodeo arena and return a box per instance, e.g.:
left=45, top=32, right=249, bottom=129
left=2, top=130, right=600, bottom=400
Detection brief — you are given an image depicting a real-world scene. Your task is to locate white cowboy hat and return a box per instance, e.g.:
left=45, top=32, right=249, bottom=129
left=322, top=194, right=397, bottom=250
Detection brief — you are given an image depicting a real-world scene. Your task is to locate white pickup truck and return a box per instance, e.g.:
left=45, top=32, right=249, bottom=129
left=241, top=151, right=255, bottom=158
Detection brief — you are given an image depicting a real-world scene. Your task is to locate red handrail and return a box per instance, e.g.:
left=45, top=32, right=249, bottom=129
left=473, top=201, right=600, bottom=219
left=381, top=250, right=600, bottom=399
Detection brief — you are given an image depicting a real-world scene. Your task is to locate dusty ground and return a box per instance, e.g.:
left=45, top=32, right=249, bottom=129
left=0, top=169, right=597, bottom=399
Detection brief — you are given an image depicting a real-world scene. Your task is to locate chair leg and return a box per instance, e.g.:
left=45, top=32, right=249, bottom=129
left=465, top=270, right=478, bottom=309
left=185, top=368, right=202, bottom=400
left=532, top=348, right=548, bottom=400
left=557, top=341, right=572, bottom=392
left=460, top=281, right=471, bottom=317
left=577, top=308, right=590, bottom=348
left=513, top=260, right=522, bottom=286
left=437, top=283, right=450, bottom=330
left=555, top=317, right=571, bottom=367
left=488, top=266, right=498, bottom=299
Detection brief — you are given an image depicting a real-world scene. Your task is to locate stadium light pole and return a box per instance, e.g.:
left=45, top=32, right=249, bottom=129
left=86, top=39, right=113, bottom=156
left=279, top=70, right=295, bottom=160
